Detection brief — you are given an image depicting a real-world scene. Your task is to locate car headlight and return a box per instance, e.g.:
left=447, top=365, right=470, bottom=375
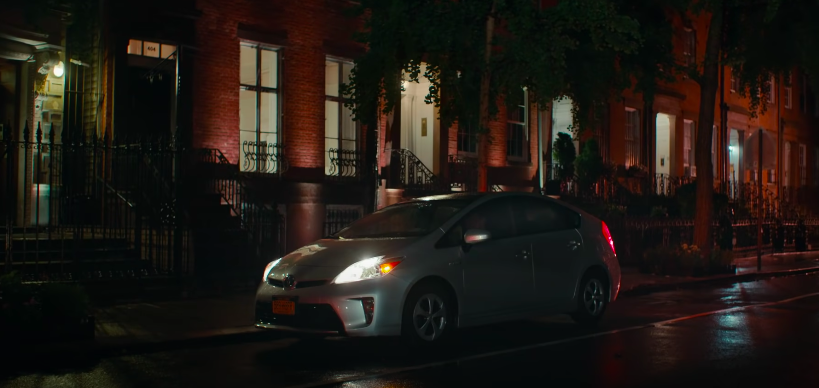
left=262, top=258, right=282, bottom=282
left=333, top=256, right=403, bottom=284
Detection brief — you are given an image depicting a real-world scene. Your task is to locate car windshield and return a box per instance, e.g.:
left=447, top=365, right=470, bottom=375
left=333, top=200, right=471, bottom=239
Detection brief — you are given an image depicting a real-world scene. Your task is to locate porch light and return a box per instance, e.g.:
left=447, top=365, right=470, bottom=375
left=53, top=61, right=64, bottom=77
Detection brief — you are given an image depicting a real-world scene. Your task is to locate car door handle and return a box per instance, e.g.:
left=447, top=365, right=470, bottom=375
left=568, top=241, right=581, bottom=250
left=448, top=260, right=462, bottom=266
left=515, top=250, right=530, bottom=260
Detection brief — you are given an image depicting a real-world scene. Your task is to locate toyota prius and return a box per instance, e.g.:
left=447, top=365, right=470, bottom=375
left=255, top=192, right=620, bottom=346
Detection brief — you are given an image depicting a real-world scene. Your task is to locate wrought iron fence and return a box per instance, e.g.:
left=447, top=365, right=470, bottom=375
left=241, top=140, right=287, bottom=174
left=448, top=155, right=478, bottom=192
left=194, top=148, right=287, bottom=264
left=327, top=148, right=362, bottom=180
left=324, top=206, right=363, bottom=236
left=1, top=122, right=190, bottom=281
left=610, top=216, right=819, bottom=266
left=387, top=149, right=439, bottom=192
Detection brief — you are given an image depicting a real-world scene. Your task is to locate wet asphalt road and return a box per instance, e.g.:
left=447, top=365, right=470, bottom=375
left=3, top=273, right=819, bottom=388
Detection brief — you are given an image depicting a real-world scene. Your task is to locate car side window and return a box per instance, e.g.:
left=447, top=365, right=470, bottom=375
left=511, top=197, right=580, bottom=236
left=436, top=199, right=517, bottom=248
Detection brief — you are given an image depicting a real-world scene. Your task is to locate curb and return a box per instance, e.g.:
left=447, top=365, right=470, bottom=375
left=619, top=266, right=819, bottom=297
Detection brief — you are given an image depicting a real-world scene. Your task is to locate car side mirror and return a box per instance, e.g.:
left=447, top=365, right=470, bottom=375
left=464, top=229, right=491, bottom=245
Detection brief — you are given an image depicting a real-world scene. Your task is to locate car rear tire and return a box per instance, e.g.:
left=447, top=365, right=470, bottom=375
left=570, top=273, right=609, bottom=327
left=401, top=281, right=455, bottom=348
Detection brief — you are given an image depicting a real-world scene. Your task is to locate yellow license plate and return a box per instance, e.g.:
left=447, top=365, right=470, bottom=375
left=272, top=300, right=296, bottom=315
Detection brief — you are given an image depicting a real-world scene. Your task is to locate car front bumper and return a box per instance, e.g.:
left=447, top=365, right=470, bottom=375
left=254, top=275, right=408, bottom=337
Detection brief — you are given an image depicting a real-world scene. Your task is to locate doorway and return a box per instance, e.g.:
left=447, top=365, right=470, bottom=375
left=655, top=113, right=675, bottom=194
left=400, top=66, right=436, bottom=173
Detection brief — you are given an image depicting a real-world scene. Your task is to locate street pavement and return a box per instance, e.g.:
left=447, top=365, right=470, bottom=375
left=2, top=266, right=818, bottom=387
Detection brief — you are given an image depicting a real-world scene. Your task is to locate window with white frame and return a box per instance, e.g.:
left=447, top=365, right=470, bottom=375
left=506, top=88, right=528, bottom=160
left=683, top=120, right=695, bottom=177
left=324, top=58, right=358, bottom=176
left=240, top=42, right=280, bottom=173
left=624, top=108, right=641, bottom=168
left=799, top=144, right=807, bottom=187
left=785, top=71, right=793, bottom=109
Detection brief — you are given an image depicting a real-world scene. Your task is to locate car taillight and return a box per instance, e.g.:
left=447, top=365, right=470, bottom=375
left=602, top=221, right=616, bottom=256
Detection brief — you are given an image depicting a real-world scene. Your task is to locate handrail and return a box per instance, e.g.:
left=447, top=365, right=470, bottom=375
left=95, top=175, right=135, bottom=208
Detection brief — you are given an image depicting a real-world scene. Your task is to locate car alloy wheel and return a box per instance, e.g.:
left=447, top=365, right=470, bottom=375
left=582, top=278, right=606, bottom=317
left=412, top=293, right=448, bottom=342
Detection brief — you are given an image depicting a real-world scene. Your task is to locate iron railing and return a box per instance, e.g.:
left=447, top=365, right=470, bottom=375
left=323, top=206, right=363, bottom=237
left=327, top=148, right=362, bottom=180
left=241, top=141, right=288, bottom=175
left=1, top=122, right=190, bottom=281
left=194, top=148, right=286, bottom=264
left=387, top=149, right=439, bottom=192
left=448, top=155, right=478, bottom=192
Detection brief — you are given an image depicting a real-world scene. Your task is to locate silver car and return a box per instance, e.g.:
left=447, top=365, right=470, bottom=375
left=255, top=192, right=621, bottom=345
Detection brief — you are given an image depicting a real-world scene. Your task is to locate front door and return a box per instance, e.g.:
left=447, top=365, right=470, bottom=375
left=441, top=198, right=536, bottom=319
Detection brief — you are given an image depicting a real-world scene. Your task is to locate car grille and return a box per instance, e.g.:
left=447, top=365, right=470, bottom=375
left=266, top=278, right=330, bottom=289
left=255, top=301, right=345, bottom=333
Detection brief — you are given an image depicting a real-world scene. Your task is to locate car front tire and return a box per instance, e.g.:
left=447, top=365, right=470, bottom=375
left=401, top=281, right=455, bottom=347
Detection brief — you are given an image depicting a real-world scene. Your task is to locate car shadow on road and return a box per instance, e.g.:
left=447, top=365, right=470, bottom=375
left=254, top=316, right=596, bottom=372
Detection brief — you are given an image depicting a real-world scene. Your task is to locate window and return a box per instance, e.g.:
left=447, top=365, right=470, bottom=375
left=506, top=88, right=528, bottom=160
left=437, top=198, right=517, bottom=248
left=768, top=169, right=776, bottom=183
left=325, top=58, right=358, bottom=176
left=730, top=68, right=740, bottom=92
left=510, top=198, right=580, bottom=235
left=683, top=120, right=695, bottom=177
left=683, top=29, right=697, bottom=66
left=457, top=119, right=478, bottom=154
left=799, top=144, right=807, bottom=186
left=240, top=42, right=280, bottom=173
left=785, top=72, right=793, bottom=109
left=128, top=39, right=177, bottom=59
left=625, top=108, right=641, bottom=168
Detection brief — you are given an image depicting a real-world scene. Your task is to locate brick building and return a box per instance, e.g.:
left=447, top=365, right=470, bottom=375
left=2, top=1, right=818, bottom=280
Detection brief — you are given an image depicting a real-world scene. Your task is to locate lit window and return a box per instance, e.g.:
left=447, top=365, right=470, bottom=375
left=506, top=88, right=528, bottom=161
left=683, top=120, right=695, bottom=177
left=239, top=42, right=281, bottom=173
left=324, top=58, right=358, bottom=176
left=624, top=108, right=640, bottom=168
left=128, top=39, right=176, bottom=59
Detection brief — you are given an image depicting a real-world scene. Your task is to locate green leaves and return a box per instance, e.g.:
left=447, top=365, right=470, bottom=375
left=342, top=0, right=646, bottom=133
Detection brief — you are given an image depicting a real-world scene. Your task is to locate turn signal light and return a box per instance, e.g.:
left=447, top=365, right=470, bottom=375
left=379, top=261, right=401, bottom=275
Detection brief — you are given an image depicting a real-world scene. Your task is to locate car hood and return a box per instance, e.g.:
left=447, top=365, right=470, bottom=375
left=267, top=238, right=418, bottom=280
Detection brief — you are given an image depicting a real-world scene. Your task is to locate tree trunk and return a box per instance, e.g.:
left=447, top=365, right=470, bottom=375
left=693, top=8, right=724, bottom=258
left=477, top=0, right=496, bottom=192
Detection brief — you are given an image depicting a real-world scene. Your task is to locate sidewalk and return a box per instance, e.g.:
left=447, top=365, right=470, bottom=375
left=15, top=251, right=819, bottom=359
left=619, top=251, right=819, bottom=295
